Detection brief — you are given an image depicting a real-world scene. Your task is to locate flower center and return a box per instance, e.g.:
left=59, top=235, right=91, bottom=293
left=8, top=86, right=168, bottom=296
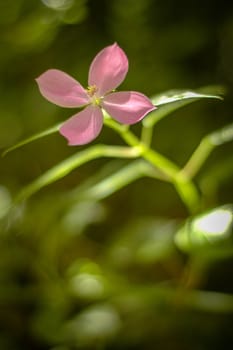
left=86, top=85, right=102, bottom=107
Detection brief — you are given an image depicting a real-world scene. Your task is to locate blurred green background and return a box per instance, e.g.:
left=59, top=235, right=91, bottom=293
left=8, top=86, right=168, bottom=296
left=0, top=1, right=233, bottom=349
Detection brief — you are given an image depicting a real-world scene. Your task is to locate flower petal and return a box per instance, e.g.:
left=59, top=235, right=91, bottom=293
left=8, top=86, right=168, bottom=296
left=102, top=91, right=156, bottom=124
left=88, top=43, right=128, bottom=96
left=59, top=105, right=103, bottom=145
left=36, top=69, right=89, bottom=108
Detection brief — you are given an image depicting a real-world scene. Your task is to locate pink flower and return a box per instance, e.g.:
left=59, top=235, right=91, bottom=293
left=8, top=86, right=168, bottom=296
left=36, top=43, right=156, bottom=145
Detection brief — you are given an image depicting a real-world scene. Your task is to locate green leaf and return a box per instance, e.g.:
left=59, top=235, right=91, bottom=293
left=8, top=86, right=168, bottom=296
left=144, top=86, right=224, bottom=127
left=2, top=122, right=62, bottom=157
left=174, top=204, right=233, bottom=258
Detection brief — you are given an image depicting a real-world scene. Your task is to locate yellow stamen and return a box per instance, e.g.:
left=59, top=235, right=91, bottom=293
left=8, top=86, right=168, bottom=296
left=87, top=85, right=98, bottom=97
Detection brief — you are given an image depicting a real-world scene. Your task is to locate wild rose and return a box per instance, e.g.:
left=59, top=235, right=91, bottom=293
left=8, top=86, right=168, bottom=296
left=36, top=43, right=156, bottom=145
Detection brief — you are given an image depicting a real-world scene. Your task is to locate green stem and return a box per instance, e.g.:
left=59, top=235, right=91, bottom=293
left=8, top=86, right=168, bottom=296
left=180, top=137, right=214, bottom=179
left=78, top=160, right=160, bottom=201
left=181, top=123, right=233, bottom=179
left=141, top=124, right=153, bottom=147
left=15, top=145, right=138, bottom=202
left=173, top=174, right=201, bottom=213
left=104, top=117, right=177, bottom=177
left=104, top=117, right=200, bottom=213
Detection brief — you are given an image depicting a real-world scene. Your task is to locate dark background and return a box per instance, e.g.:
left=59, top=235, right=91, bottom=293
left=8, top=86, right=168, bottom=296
left=0, top=1, right=233, bottom=349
